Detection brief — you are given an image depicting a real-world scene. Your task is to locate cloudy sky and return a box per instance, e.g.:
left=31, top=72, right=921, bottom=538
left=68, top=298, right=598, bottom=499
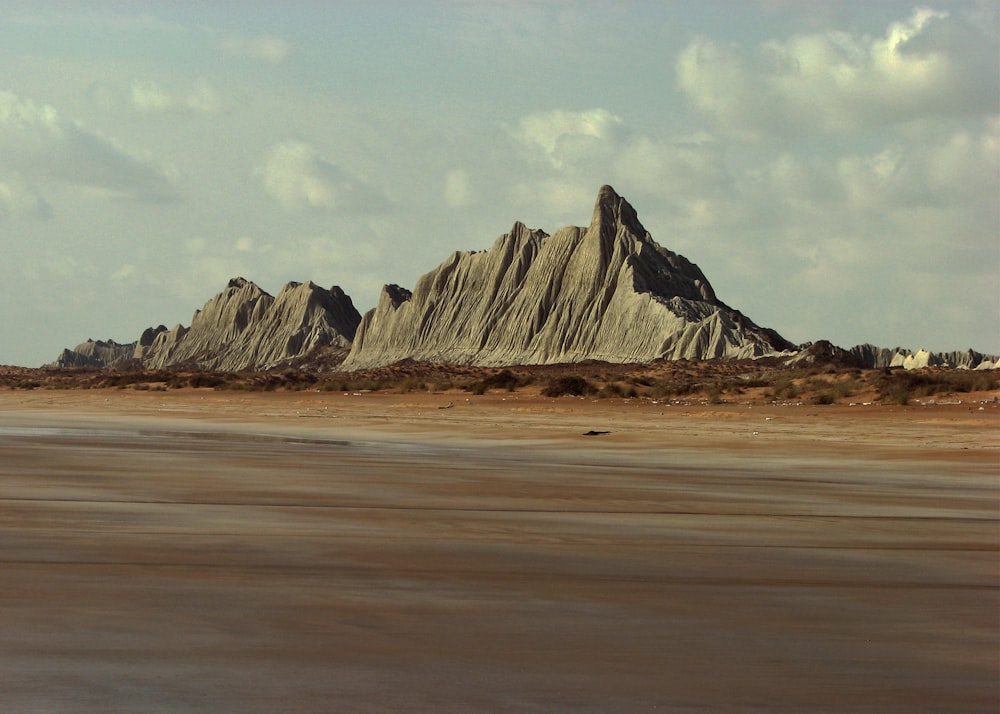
left=1, top=1, right=997, bottom=366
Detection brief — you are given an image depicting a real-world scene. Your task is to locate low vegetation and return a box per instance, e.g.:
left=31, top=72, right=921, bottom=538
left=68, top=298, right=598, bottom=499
left=1, top=362, right=996, bottom=406
left=541, top=375, right=597, bottom=398
left=875, top=368, right=999, bottom=406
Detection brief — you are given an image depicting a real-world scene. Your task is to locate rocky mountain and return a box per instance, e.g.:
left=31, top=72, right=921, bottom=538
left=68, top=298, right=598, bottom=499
left=52, top=338, right=137, bottom=369
left=848, top=344, right=999, bottom=370
left=341, top=185, right=794, bottom=370
left=49, top=186, right=997, bottom=373
left=52, top=278, right=361, bottom=371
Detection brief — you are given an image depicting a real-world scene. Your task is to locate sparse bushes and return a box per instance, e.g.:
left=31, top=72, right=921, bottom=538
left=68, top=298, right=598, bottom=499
left=875, top=369, right=998, bottom=405
left=644, top=378, right=698, bottom=400
left=187, top=373, right=229, bottom=389
left=396, top=377, right=427, bottom=393
left=316, top=377, right=386, bottom=393
left=542, top=375, right=596, bottom=397
left=766, top=376, right=800, bottom=401
left=464, top=369, right=528, bottom=394
left=598, top=382, right=624, bottom=398
left=2, top=362, right=995, bottom=402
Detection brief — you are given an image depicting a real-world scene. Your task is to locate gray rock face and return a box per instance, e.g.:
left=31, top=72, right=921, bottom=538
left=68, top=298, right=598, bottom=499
left=51, top=338, right=137, bottom=368
left=141, top=278, right=361, bottom=371
left=341, top=185, right=794, bottom=370
left=849, top=344, right=999, bottom=370
left=54, top=279, right=362, bottom=371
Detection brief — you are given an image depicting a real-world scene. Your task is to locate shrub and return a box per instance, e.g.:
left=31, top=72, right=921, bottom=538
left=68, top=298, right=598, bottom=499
left=542, top=375, right=596, bottom=397
left=397, top=377, right=427, bottom=393
left=188, top=373, right=227, bottom=389
left=598, top=383, right=625, bottom=398
left=768, top=377, right=799, bottom=401
left=833, top=380, right=857, bottom=399
left=465, top=369, right=523, bottom=394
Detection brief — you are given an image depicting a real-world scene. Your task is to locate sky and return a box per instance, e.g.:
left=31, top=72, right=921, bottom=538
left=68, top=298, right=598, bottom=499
left=1, top=1, right=997, bottom=367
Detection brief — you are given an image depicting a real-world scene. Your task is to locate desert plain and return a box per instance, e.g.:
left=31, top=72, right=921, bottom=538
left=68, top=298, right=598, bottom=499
left=0, top=385, right=997, bottom=712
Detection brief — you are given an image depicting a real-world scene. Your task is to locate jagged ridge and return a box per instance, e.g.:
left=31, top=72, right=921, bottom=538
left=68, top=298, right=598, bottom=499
left=49, top=186, right=998, bottom=372
left=848, top=344, right=999, bottom=370
left=139, top=278, right=361, bottom=371
left=52, top=338, right=137, bottom=369
left=54, top=278, right=361, bottom=371
left=341, top=185, right=793, bottom=369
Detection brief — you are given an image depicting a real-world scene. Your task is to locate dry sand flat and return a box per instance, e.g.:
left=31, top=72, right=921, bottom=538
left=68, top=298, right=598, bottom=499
left=0, top=388, right=997, bottom=712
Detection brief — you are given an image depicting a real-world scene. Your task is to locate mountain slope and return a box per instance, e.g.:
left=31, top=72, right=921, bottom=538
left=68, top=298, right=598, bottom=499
left=138, top=278, right=361, bottom=371
left=341, top=185, right=793, bottom=370
left=51, top=338, right=137, bottom=369
left=50, top=278, right=362, bottom=371
left=848, top=344, right=999, bottom=370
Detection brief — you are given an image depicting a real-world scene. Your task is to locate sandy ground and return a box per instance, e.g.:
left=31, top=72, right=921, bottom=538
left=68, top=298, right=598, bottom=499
left=0, top=388, right=997, bottom=712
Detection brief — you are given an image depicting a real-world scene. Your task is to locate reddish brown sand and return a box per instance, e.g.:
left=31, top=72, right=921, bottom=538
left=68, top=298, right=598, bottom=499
left=0, top=388, right=997, bottom=712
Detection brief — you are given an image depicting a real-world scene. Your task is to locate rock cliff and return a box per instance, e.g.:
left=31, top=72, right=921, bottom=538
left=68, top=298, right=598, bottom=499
left=50, top=186, right=996, bottom=373
left=54, top=279, right=361, bottom=371
left=848, top=344, right=999, bottom=370
left=51, top=338, right=137, bottom=368
left=341, top=185, right=794, bottom=370
left=140, top=278, right=361, bottom=371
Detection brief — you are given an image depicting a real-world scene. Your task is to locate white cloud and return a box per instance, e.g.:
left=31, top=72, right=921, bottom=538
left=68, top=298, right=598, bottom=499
left=130, top=78, right=224, bottom=114
left=443, top=1, right=627, bottom=67
left=110, top=263, right=136, bottom=281
left=130, top=81, right=172, bottom=113
left=443, top=169, right=474, bottom=207
left=9, top=10, right=188, bottom=34
left=255, top=141, right=388, bottom=213
left=676, top=8, right=999, bottom=138
left=183, top=237, right=206, bottom=255
left=504, top=110, right=741, bottom=230
left=510, top=179, right=596, bottom=217
left=508, top=108, right=625, bottom=168
left=0, top=173, right=52, bottom=219
left=836, top=119, right=999, bottom=221
left=219, top=33, right=291, bottom=63
left=614, top=135, right=733, bottom=202
left=0, top=89, right=179, bottom=202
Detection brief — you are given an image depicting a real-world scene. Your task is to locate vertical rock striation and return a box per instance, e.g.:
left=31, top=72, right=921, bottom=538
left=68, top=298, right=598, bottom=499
left=140, top=278, right=362, bottom=371
left=341, top=185, right=794, bottom=369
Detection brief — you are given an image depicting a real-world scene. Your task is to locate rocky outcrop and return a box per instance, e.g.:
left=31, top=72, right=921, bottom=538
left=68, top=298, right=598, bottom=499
left=51, top=338, right=137, bottom=368
left=341, top=185, right=795, bottom=370
left=53, top=279, right=362, bottom=371
left=784, top=340, right=865, bottom=369
left=141, top=278, right=361, bottom=371
left=132, top=325, right=168, bottom=362
left=50, top=186, right=996, bottom=373
left=849, top=344, right=999, bottom=370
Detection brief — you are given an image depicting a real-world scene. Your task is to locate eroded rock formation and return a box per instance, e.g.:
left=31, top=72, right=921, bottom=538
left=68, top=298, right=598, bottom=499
left=848, top=344, right=999, bottom=370
left=341, top=185, right=794, bottom=369
left=52, top=338, right=137, bottom=369
left=53, top=279, right=361, bottom=371
left=50, top=186, right=996, bottom=372
left=140, top=278, right=361, bottom=371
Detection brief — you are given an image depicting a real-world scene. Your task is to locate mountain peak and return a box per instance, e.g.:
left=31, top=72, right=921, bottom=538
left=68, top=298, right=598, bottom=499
left=341, top=185, right=793, bottom=369
left=590, top=184, right=644, bottom=239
